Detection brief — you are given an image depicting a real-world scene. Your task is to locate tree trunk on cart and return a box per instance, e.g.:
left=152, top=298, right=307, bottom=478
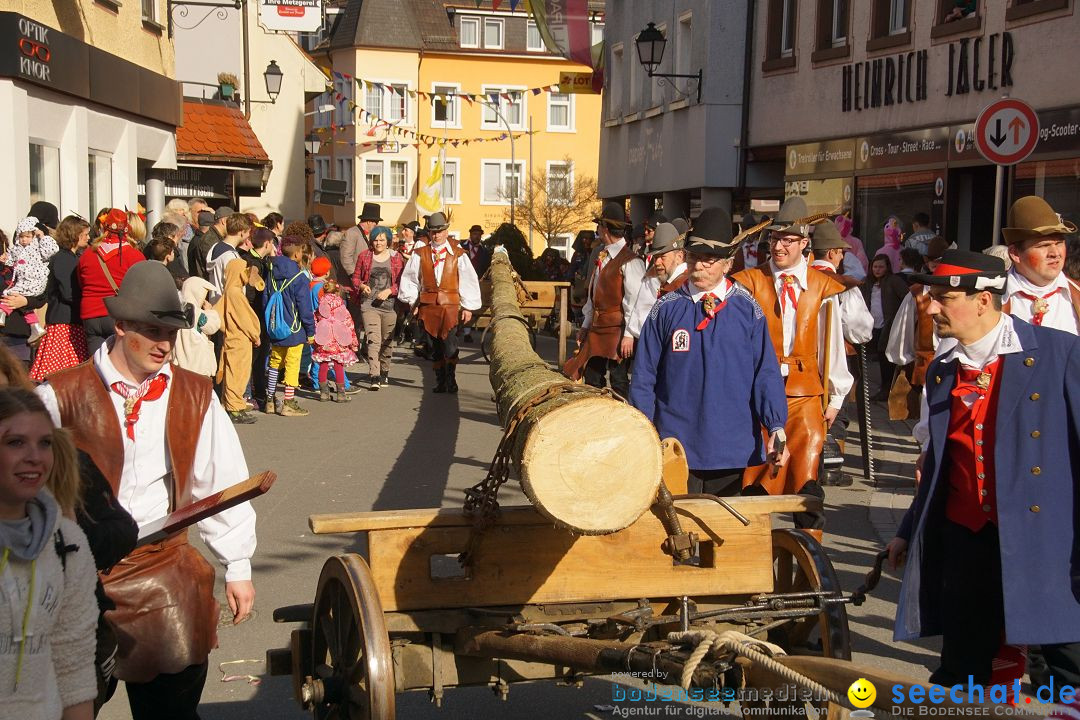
left=485, top=251, right=662, bottom=535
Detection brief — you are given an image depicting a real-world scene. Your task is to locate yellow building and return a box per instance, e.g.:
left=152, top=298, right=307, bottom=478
left=314, top=0, right=603, bottom=257
left=0, top=0, right=182, bottom=229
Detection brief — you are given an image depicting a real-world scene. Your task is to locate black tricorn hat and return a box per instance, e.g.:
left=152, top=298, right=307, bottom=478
left=906, top=249, right=1007, bottom=294
left=105, top=261, right=195, bottom=329
left=685, top=207, right=740, bottom=258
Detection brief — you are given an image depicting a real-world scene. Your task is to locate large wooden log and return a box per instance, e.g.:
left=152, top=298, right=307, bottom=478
left=485, top=251, right=662, bottom=535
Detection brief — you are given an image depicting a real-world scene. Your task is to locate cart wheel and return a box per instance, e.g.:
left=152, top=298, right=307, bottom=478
left=306, top=554, right=396, bottom=720
left=769, top=529, right=852, bottom=661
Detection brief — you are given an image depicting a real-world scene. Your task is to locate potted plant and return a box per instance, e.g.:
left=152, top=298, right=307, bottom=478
left=217, top=72, right=239, bottom=100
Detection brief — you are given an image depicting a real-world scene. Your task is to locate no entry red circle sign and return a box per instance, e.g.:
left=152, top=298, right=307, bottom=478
left=974, top=98, right=1040, bottom=166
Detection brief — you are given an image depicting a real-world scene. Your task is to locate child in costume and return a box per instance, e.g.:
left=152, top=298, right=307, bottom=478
left=3, top=217, right=59, bottom=339
left=216, top=259, right=263, bottom=424
left=312, top=273, right=359, bottom=403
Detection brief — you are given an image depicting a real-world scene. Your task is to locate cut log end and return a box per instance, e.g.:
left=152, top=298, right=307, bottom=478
left=518, top=397, right=663, bottom=535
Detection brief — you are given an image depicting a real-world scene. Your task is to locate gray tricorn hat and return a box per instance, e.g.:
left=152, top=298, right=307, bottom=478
left=646, top=223, right=685, bottom=257
left=425, top=211, right=450, bottom=231
left=810, top=221, right=851, bottom=251
left=105, top=261, right=195, bottom=330
left=767, top=197, right=813, bottom=238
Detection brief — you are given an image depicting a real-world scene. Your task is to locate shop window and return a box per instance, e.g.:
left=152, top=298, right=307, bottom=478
left=1006, top=0, right=1070, bottom=22
left=763, top=0, right=799, bottom=72
left=931, top=0, right=981, bottom=37
left=867, top=0, right=913, bottom=52
left=855, top=171, right=938, bottom=258
left=1013, top=160, right=1080, bottom=230
left=88, top=152, right=112, bottom=215
left=29, top=143, right=60, bottom=210
left=813, top=0, right=851, bottom=62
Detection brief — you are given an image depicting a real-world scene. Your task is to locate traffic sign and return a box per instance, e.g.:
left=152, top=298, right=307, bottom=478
left=974, top=98, right=1040, bottom=166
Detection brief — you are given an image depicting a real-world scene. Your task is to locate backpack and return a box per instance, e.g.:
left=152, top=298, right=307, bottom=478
left=265, top=271, right=303, bottom=342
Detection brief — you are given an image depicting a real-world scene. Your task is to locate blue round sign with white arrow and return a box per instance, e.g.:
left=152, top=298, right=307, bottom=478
left=974, top=98, right=1040, bottom=166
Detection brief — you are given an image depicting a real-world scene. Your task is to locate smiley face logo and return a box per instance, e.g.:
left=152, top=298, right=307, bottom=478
left=848, top=678, right=876, bottom=709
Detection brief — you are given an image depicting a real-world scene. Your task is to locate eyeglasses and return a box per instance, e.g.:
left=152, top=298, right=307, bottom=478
left=769, top=236, right=805, bottom=247
left=19, top=39, right=50, bottom=62
left=687, top=254, right=722, bottom=266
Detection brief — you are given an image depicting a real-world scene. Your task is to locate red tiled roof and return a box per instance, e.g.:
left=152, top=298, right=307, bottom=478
left=177, top=100, right=270, bottom=165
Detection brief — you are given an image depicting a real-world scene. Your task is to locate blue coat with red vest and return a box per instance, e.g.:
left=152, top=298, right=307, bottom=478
left=895, top=318, right=1080, bottom=645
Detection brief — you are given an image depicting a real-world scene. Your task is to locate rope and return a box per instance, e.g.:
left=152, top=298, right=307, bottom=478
left=666, top=629, right=843, bottom=704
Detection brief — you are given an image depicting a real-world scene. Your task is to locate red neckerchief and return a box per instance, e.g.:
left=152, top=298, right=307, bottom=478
left=951, top=360, right=1000, bottom=402
left=779, top=273, right=799, bottom=312
left=110, top=374, right=169, bottom=440
left=696, top=281, right=731, bottom=330
left=1015, top=289, right=1057, bottom=326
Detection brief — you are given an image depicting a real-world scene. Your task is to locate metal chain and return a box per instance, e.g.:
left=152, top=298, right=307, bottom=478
left=459, top=382, right=619, bottom=567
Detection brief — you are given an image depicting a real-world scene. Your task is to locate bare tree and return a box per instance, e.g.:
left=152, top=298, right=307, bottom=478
left=503, top=156, right=601, bottom=250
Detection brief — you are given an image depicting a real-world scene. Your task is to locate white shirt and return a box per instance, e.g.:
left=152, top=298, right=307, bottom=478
left=870, top=284, right=885, bottom=329
left=912, top=314, right=1023, bottom=450
left=1004, top=268, right=1080, bottom=335
left=689, top=277, right=734, bottom=303
left=624, top=262, right=686, bottom=339
left=886, top=286, right=941, bottom=365
left=580, top=239, right=647, bottom=330
left=841, top=252, right=867, bottom=281
left=769, top=258, right=853, bottom=409
left=37, top=343, right=257, bottom=582
left=397, top=240, right=482, bottom=311
left=809, top=260, right=874, bottom=344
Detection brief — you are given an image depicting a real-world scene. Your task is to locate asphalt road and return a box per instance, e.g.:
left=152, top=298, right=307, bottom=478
left=98, top=336, right=938, bottom=719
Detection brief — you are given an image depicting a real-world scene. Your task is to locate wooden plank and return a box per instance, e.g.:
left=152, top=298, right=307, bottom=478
left=366, top=503, right=775, bottom=611
left=310, top=496, right=820, bottom=535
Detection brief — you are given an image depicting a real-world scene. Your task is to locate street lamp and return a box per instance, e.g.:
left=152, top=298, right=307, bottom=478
left=304, top=133, right=321, bottom=156
left=635, top=22, right=703, bottom=103
left=263, top=60, right=283, bottom=103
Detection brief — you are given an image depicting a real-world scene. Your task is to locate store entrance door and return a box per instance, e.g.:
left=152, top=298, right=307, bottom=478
left=947, top=165, right=998, bottom=251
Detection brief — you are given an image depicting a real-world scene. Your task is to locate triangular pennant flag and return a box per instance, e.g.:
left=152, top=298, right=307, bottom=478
left=509, top=0, right=520, bottom=9
left=489, top=92, right=500, bottom=104
left=408, top=90, right=417, bottom=98
left=463, top=94, right=474, bottom=106
left=549, top=84, right=560, bottom=92
left=451, top=140, right=460, bottom=148
left=492, top=0, right=502, bottom=9
left=531, top=87, right=543, bottom=95
left=500, top=92, right=511, bottom=102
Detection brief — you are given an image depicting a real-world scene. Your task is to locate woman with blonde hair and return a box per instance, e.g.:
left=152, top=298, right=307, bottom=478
left=0, top=387, right=99, bottom=720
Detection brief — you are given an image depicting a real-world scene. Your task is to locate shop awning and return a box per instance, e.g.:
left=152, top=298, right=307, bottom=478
left=176, top=99, right=271, bottom=194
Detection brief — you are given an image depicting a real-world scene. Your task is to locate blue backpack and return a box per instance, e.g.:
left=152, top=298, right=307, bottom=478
left=265, top=271, right=303, bottom=342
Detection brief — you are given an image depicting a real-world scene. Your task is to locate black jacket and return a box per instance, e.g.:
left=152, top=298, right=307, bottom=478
left=861, top=273, right=908, bottom=350
left=45, top=248, right=79, bottom=325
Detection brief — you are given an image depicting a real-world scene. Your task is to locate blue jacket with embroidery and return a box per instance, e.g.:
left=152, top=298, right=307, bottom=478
left=629, top=283, right=787, bottom=471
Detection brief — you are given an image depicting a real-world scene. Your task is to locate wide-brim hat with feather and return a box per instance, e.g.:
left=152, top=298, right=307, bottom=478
left=425, top=211, right=450, bottom=231
left=105, top=261, right=195, bottom=329
left=1002, top=196, right=1077, bottom=245
left=646, top=222, right=684, bottom=258
left=684, top=207, right=741, bottom=259
left=766, top=197, right=814, bottom=238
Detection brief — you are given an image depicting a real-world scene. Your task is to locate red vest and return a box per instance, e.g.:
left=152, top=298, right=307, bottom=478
left=944, top=358, right=1002, bottom=531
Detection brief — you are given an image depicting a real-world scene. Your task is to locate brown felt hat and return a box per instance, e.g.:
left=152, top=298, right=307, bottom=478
left=594, top=201, right=629, bottom=229
left=1002, top=196, right=1077, bottom=245
left=105, top=261, right=195, bottom=330
left=810, top=221, right=850, bottom=250
left=766, top=197, right=813, bottom=238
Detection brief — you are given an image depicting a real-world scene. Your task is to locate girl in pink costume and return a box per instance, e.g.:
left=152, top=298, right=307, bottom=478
left=834, top=215, right=869, bottom=272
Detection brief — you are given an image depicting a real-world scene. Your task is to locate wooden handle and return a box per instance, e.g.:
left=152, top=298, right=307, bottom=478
left=136, top=471, right=276, bottom=546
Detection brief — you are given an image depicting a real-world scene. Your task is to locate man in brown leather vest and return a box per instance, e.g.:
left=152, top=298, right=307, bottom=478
left=36, top=262, right=257, bottom=720
left=397, top=212, right=482, bottom=393
left=563, top=201, right=646, bottom=397
left=731, top=197, right=851, bottom=533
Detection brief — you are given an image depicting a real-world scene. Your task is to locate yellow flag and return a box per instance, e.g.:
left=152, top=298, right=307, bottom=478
left=416, top=148, right=444, bottom=215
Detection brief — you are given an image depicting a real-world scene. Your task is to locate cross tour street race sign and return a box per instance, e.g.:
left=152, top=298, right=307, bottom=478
left=974, top=97, right=1040, bottom=166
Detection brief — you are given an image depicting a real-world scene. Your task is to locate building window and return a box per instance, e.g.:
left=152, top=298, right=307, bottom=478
left=484, top=18, right=504, bottom=49
left=141, top=0, right=158, bottom=22
left=889, top=0, right=910, bottom=34
left=481, top=160, right=523, bottom=204
left=549, top=234, right=573, bottom=259
left=365, top=160, right=383, bottom=199
left=547, top=161, right=572, bottom=203
left=764, top=0, right=799, bottom=69
left=831, top=0, right=848, bottom=45
left=314, top=158, right=331, bottom=199
left=1006, top=0, right=1070, bottom=22
left=548, top=92, right=573, bottom=131
left=314, top=92, right=333, bottom=128
left=335, top=76, right=354, bottom=126
left=389, top=160, right=408, bottom=199
left=364, top=85, right=382, bottom=117
left=527, top=20, right=545, bottom=51
left=781, top=0, right=797, bottom=55
left=591, top=22, right=604, bottom=46
left=387, top=84, right=409, bottom=124
left=629, top=47, right=643, bottom=110
left=609, top=44, right=623, bottom=117
left=439, top=158, right=460, bottom=203
left=431, top=84, right=460, bottom=128
left=336, top=158, right=353, bottom=199
left=814, top=0, right=851, bottom=59
left=88, top=153, right=112, bottom=215
left=676, top=12, right=692, bottom=78
left=459, top=17, right=479, bottom=47
left=482, top=87, right=525, bottom=130
left=29, top=143, right=60, bottom=209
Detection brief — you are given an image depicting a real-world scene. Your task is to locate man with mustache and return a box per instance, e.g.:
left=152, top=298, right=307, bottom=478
left=623, top=223, right=690, bottom=344
left=887, top=250, right=1080, bottom=693
left=731, top=197, right=851, bottom=536
left=35, top=261, right=257, bottom=720
left=630, top=208, right=788, bottom=495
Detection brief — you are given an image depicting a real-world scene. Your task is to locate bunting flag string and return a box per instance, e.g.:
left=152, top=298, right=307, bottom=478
left=324, top=73, right=567, bottom=109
